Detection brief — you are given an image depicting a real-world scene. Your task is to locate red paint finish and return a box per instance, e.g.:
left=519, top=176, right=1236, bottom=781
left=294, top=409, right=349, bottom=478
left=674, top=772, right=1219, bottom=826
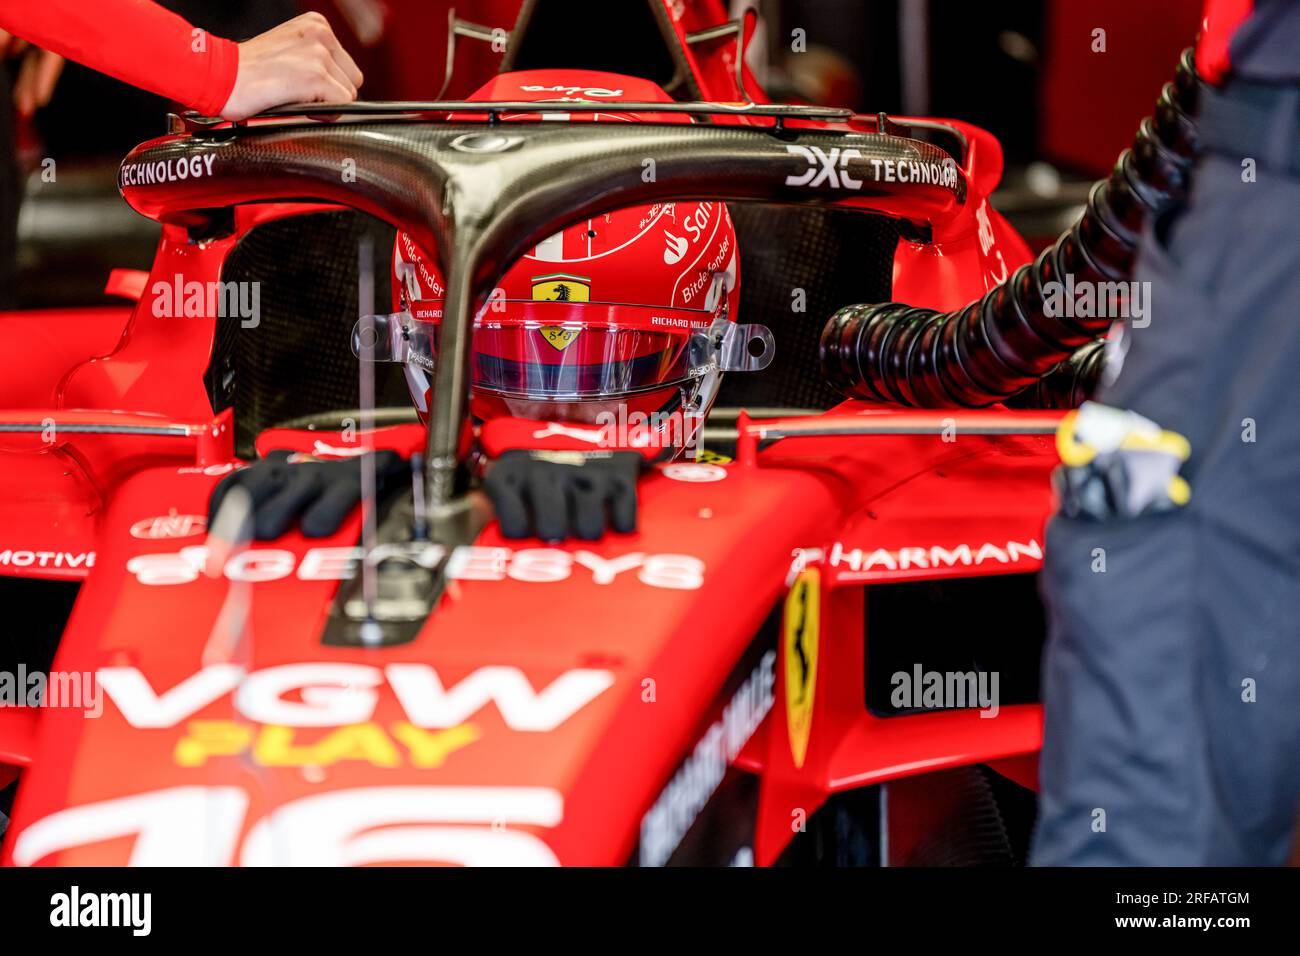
left=1040, top=0, right=1203, bottom=176
left=2, top=413, right=1058, bottom=865
left=2, top=35, right=1053, bottom=864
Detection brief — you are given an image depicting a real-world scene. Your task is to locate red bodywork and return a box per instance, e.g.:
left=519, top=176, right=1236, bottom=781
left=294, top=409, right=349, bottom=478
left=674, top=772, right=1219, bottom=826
left=0, top=2, right=1051, bottom=866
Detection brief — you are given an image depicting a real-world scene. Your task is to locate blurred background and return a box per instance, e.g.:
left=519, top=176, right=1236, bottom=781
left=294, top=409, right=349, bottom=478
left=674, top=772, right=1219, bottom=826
left=1, top=0, right=1203, bottom=309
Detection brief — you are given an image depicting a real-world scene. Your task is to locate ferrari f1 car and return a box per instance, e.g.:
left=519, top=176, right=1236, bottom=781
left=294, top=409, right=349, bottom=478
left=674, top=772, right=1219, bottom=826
left=1, top=0, right=1193, bottom=866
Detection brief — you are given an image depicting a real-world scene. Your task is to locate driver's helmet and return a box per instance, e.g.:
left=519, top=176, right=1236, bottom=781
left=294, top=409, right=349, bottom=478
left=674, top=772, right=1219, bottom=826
left=377, top=70, right=771, bottom=458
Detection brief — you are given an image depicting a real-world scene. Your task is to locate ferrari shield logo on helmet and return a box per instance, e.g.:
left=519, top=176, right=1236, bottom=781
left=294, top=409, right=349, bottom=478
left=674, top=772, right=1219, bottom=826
left=532, top=273, right=590, bottom=350
left=531, top=274, right=590, bottom=303
left=539, top=327, right=581, bottom=350
left=783, top=567, right=820, bottom=769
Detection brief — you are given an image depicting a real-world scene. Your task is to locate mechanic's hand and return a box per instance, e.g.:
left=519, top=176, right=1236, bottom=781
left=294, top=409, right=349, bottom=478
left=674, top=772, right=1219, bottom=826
left=484, top=450, right=645, bottom=542
left=0, top=30, right=64, bottom=117
left=209, top=449, right=405, bottom=541
left=219, top=13, right=363, bottom=121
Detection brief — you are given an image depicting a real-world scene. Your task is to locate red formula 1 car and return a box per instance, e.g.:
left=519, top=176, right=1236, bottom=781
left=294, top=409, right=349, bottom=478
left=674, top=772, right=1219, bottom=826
left=0, top=1, right=1064, bottom=866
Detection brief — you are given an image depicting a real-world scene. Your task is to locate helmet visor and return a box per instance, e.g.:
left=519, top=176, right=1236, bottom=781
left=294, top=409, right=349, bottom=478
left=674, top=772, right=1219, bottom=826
left=354, top=300, right=772, bottom=403
left=473, top=322, right=694, bottom=399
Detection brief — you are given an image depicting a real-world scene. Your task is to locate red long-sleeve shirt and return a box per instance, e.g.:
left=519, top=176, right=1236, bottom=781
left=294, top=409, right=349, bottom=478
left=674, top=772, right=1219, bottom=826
left=0, top=0, right=238, bottom=116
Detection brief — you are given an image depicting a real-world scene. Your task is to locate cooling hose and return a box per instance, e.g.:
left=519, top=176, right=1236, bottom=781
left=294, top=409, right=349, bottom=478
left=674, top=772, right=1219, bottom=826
left=820, top=48, right=1203, bottom=408
left=1007, top=336, right=1107, bottom=409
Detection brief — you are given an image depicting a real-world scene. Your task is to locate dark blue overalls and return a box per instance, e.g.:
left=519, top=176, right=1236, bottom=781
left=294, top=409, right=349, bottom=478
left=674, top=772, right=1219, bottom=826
left=1032, top=1, right=1300, bottom=865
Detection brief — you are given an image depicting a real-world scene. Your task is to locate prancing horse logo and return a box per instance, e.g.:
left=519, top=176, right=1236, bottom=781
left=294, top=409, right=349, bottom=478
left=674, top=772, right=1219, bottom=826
left=783, top=567, right=820, bottom=768
left=531, top=273, right=590, bottom=351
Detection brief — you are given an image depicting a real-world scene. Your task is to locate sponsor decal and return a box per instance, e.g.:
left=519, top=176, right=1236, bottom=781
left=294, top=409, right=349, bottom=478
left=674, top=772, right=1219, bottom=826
left=785, top=145, right=864, bottom=190
left=638, top=646, right=776, bottom=867
left=867, top=156, right=959, bottom=189
left=14, top=785, right=563, bottom=866
left=829, top=538, right=1042, bottom=577
left=0, top=550, right=94, bottom=569
left=173, top=719, right=481, bottom=769
left=311, top=440, right=368, bottom=458
left=680, top=203, right=715, bottom=243
left=129, top=511, right=206, bottom=540
left=398, top=233, right=444, bottom=298
left=519, top=84, right=623, bottom=98
left=662, top=203, right=716, bottom=264
left=531, top=422, right=606, bottom=444
left=783, top=568, right=819, bottom=769
left=662, top=231, right=689, bottom=265
left=119, top=153, right=216, bottom=187
left=649, top=314, right=710, bottom=330
left=784, top=144, right=960, bottom=192
left=677, top=234, right=731, bottom=305
left=97, top=662, right=615, bottom=731
left=662, top=463, right=726, bottom=483
left=975, top=199, right=1009, bottom=288
left=126, top=543, right=705, bottom=590
left=532, top=273, right=590, bottom=350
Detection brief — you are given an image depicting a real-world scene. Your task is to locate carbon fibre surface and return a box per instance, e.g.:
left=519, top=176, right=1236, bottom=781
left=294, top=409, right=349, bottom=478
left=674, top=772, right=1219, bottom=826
left=724, top=206, right=897, bottom=409
left=122, top=116, right=961, bottom=485
left=213, top=204, right=896, bottom=445
left=120, top=119, right=962, bottom=271
left=214, top=211, right=410, bottom=456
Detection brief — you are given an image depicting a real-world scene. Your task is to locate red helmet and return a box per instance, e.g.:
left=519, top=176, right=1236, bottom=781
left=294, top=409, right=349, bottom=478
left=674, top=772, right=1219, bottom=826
left=372, top=70, right=771, bottom=458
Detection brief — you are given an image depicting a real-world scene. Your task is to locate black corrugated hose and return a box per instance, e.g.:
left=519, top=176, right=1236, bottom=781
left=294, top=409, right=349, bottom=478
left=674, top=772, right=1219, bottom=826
left=820, top=49, right=1203, bottom=408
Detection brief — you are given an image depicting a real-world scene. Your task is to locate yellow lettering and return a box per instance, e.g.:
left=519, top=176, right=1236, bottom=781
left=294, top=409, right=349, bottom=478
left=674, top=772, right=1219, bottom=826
left=254, top=723, right=402, bottom=768
left=174, top=720, right=253, bottom=767
left=390, top=722, right=481, bottom=768
left=175, top=721, right=480, bottom=769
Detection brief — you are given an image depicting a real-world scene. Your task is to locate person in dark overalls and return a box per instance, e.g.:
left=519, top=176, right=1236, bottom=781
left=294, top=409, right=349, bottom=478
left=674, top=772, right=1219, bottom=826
left=1032, top=0, right=1300, bottom=865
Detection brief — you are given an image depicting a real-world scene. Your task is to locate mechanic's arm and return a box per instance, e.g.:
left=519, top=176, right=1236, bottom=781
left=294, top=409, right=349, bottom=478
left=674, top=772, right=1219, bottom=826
left=0, top=5, right=360, bottom=119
